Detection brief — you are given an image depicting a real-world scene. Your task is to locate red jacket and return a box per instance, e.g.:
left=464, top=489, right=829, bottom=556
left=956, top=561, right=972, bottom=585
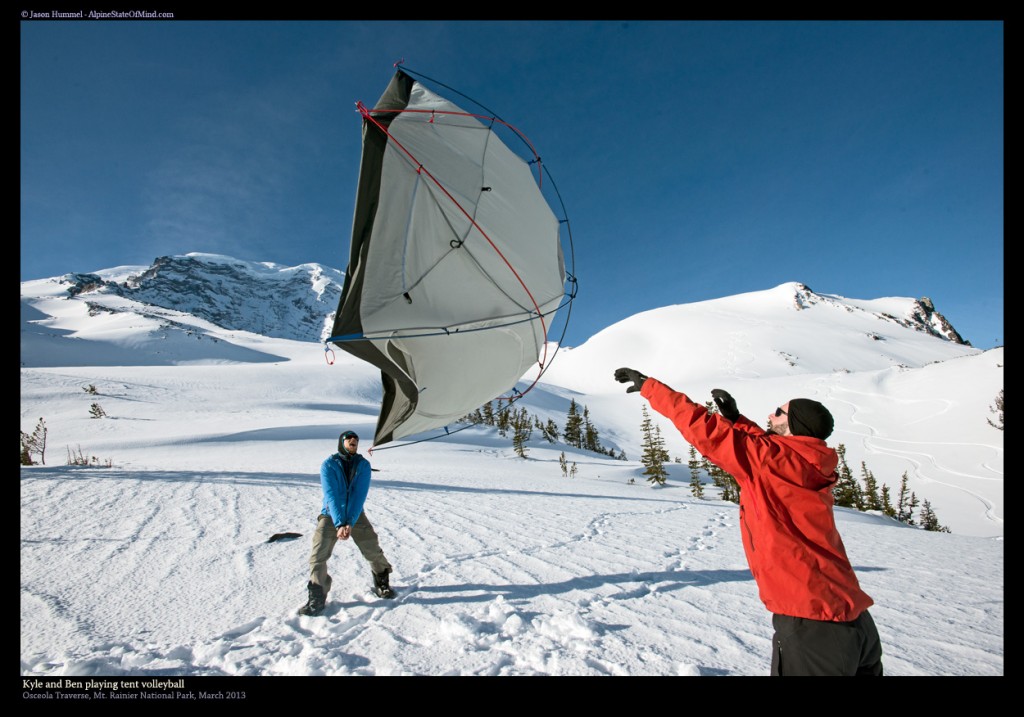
left=642, top=378, right=874, bottom=622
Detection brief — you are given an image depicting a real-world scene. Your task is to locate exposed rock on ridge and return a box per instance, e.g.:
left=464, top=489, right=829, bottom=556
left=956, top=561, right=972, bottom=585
left=59, top=255, right=344, bottom=343
left=792, top=283, right=969, bottom=346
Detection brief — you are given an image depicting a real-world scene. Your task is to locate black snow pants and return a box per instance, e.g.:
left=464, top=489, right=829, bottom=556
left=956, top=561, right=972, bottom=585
left=770, top=610, right=883, bottom=676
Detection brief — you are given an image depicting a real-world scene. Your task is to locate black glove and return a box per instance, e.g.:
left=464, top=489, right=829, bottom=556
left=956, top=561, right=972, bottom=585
left=614, top=367, right=648, bottom=394
left=711, top=389, right=739, bottom=421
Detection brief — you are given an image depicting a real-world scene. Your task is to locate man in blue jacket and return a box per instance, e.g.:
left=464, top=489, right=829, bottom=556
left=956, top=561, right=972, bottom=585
left=298, top=430, right=396, bottom=616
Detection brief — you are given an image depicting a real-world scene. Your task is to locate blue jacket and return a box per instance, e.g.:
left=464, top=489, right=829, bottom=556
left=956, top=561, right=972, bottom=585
left=319, top=451, right=371, bottom=528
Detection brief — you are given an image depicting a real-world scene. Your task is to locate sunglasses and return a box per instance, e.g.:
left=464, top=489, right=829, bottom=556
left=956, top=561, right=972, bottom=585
left=774, top=407, right=787, bottom=417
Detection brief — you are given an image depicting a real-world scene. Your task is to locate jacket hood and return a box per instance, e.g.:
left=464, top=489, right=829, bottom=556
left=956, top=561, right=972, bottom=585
left=773, top=435, right=838, bottom=489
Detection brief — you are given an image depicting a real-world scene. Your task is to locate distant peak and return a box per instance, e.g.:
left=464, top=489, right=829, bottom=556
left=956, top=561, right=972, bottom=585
left=780, top=283, right=969, bottom=345
left=46, top=253, right=346, bottom=343
left=784, top=282, right=824, bottom=311
left=908, top=297, right=969, bottom=346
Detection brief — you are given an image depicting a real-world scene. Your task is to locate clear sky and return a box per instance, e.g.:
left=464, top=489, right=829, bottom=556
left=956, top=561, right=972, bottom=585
left=20, top=19, right=1004, bottom=348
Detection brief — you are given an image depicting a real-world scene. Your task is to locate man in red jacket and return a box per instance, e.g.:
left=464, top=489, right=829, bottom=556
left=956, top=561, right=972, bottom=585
left=615, top=367, right=883, bottom=676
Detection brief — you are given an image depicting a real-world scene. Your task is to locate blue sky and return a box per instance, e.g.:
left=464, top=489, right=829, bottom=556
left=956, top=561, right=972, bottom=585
left=20, top=20, right=1003, bottom=348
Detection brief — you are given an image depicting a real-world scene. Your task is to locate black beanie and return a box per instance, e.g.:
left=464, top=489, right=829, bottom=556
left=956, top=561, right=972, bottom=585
left=786, top=399, right=834, bottom=440
left=338, top=430, right=359, bottom=452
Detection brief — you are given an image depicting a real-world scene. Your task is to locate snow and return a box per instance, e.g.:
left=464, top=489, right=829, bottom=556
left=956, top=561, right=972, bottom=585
left=20, top=276, right=1003, bottom=682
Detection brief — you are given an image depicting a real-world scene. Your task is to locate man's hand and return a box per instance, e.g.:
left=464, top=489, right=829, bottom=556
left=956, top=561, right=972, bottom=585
left=337, top=525, right=351, bottom=541
left=711, top=389, right=739, bottom=421
left=614, top=367, right=648, bottom=394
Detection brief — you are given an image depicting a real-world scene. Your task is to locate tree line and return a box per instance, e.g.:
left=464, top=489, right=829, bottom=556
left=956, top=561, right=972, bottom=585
left=459, top=397, right=625, bottom=461
left=25, top=379, right=984, bottom=534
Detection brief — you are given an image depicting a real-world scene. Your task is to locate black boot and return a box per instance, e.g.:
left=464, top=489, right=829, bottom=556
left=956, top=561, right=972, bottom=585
left=372, top=570, right=396, bottom=599
left=297, top=581, right=326, bottom=616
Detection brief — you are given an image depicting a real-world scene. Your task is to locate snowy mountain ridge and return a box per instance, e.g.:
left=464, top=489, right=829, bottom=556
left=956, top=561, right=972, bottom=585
left=55, top=253, right=344, bottom=344
left=33, top=255, right=968, bottom=354
left=789, top=282, right=967, bottom=345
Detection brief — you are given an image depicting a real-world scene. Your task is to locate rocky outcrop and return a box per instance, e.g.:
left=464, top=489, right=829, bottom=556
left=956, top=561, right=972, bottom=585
left=789, top=283, right=969, bottom=346
left=62, top=255, right=344, bottom=343
left=912, top=297, right=969, bottom=346
left=63, top=273, right=106, bottom=297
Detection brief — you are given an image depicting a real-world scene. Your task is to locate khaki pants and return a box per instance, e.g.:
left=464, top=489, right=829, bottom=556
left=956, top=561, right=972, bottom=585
left=308, top=511, right=392, bottom=595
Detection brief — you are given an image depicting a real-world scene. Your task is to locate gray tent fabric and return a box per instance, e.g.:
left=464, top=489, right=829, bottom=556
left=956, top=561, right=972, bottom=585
left=331, top=70, right=566, bottom=446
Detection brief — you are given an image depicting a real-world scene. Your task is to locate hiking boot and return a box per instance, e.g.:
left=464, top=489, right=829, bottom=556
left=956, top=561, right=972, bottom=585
left=297, top=581, right=326, bottom=616
left=372, top=570, right=396, bottom=599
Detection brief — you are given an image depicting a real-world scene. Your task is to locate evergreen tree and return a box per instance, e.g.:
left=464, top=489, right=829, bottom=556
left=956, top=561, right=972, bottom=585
left=724, top=471, right=741, bottom=503
left=688, top=446, right=704, bottom=499
left=860, top=462, right=881, bottom=511
left=832, top=444, right=861, bottom=508
left=919, top=500, right=951, bottom=533
left=713, top=465, right=739, bottom=503
left=714, top=464, right=739, bottom=503
left=481, top=400, right=495, bottom=426
left=22, top=417, right=47, bottom=465
left=880, top=484, right=896, bottom=518
left=699, top=456, right=720, bottom=498
left=558, top=451, right=568, bottom=478
left=458, top=407, right=482, bottom=424
left=20, top=433, right=33, bottom=466
left=895, top=472, right=919, bottom=524
left=583, top=406, right=601, bottom=453
left=564, top=399, right=583, bottom=448
left=905, top=491, right=920, bottom=525
left=918, top=499, right=935, bottom=529
left=495, top=401, right=511, bottom=437
left=543, top=418, right=559, bottom=443
left=511, top=407, right=532, bottom=458
left=655, top=425, right=670, bottom=464
left=988, top=389, right=1004, bottom=431
left=640, top=404, right=668, bottom=486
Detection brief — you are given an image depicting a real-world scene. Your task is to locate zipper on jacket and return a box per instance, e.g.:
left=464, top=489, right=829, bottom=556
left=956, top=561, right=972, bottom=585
left=336, top=453, right=357, bottom=525
left=741, top=504, right=755, bottom=552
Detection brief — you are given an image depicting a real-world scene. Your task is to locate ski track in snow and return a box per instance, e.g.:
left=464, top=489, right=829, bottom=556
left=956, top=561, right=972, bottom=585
left=723, top=330, right=760, bottom=380
left=825, top=388, right=1003, bottom=530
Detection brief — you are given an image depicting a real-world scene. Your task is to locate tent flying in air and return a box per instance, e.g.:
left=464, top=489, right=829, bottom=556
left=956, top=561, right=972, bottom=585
left=328, top=68, right=572, bottom=448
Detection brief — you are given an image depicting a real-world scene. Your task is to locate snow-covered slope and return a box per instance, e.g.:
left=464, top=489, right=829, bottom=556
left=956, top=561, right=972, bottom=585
left=18, top=326, right=1002, bottom=678
left=19, top=261, right=1003, bottom=677
left=541, top=282, right=976, bottom=395
left=21, top=261, right=1002, bottom=537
